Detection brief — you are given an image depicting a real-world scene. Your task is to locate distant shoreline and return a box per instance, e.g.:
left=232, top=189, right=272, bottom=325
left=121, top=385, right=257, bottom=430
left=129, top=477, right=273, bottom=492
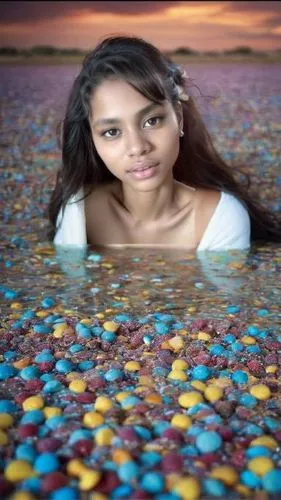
left=1, top=53, right=281, bottom=65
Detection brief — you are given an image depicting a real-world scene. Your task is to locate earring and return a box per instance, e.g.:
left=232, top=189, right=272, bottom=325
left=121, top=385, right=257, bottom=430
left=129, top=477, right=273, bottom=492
left=180, top=130, right=184, bottom=137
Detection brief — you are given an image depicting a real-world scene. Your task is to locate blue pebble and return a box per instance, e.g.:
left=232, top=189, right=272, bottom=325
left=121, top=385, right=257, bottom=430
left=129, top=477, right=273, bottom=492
left=101, top=331, right=117, bottom=343
left=196, top=431, right=222, bottom=453
left=133, top=425, right=151, bottom=441
left=140, top=451, right=162, bottom=467
left=41, top=297, right=56, bottom=308
left=40, top=373, right=55, bottom=382
left=34, top=453, right=59, bottom=474
left=114, top=314, right=131, bottom=322
left=21, top=410, right=45, bottom=425
left=118, top=461, right=140, bottom=483
left=244, top=423, right=264, bottom=436
left=34, top=350, right=54, bottom=363
left=33, top=324, right=52, bottom=335
left=192, top=365, right=211, bottom=381
left=246, top=345, right=261, bottom=354
left=91, top=326, right=104, bottom=337
left=55, top=359, right=74, bottom=373
left=69, top=344, right=84, bottom=354
left=75, top=324, right=92, bottom=338
left=153, top=366, right=169, bottom=377
left=262, top=469, right=281, bottom=493
left=20, top=366, right=41, bottom=380
left=256, top=309, right=269, bottom=317
left=121, top=395, right=142, bottom=409
left=21, top=310, right=36, bottom=320
left=209, top=345, right=226, bottom=356
left=240, top=470, right=261, bottom=488
left=51, top=487, right=79, bottom=500
left=239, top=393, right=257, bottom=408
left=231, top=342, right=244, bottom=352
left=180, top=445, right=199, bottom=456
left=21, top=477, right=41, bottom=494
left=247, top=325, right=260, bottom=336
left=111, top=484, right=133, bottom=498
left=232, top=370, right=249, bottom=384
left=140, top=471, right=165, bottom=494
left=203, top=477, right=226, bottom=497
left=3, top=350, right=17, bottom=361
left=143, top=335, right=153, bottom=345
left=226, top=305, right=240, bottom=314
left=223, top=334, right=236, bottom=344
left=45, top=416, right=66, bottom=430
left=69, top=429, right=92, bottom=444
left=187, top=425, right=204, bottom=437
left=87, top=253, right=102, bottom=262
left=0, top=400, right=18, bottom=413
left=104, top=368, right=123, bottom=382
left=16, top=443, right=37, bottom=463
left=246, top=446, right=272, bottom=459
left=264, top=416, right=281, bottom=431
left=78, top=360, right=95, bottom=371
left=153, top=421, right=171, bottom=437
left=0, top=363, right=17, bottom=380
left=43, top=380, right=63, bottom=393
left=155, top=322, right=170, bottom=335
left=4, top=289, right=18, bottom=299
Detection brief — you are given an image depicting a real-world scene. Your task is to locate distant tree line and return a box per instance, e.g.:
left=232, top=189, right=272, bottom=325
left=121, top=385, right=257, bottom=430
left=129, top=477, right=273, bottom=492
left=0, top=45, right=277, bottom=57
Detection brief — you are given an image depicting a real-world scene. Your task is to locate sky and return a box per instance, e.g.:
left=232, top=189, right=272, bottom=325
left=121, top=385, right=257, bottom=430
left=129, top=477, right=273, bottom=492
left=0, top=1, right=280, bottom=52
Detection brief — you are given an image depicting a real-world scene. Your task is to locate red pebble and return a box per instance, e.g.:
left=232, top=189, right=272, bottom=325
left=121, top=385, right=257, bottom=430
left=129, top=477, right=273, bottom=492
left=230, top=449, right=246, bottom=468
left=18, top=424, right=38, bottom=439
left=198, top=453, right=221, bottom=466
left=76, top=392, right=95, bottom=404
left=134, top=403, right=150, bottom=415
left=265, top=354, right=278, bottom=364
left=118, top=427, right=139, bottom=442
left=162, top=452, right=184, bottom=472
left=25, top=379, right=44, bottom=391
left=87, top=377, right=106, bottom=391
left=95, top=471, right=120, bottom=493
left=216, top=426, right=233, bottom=441
left=193, top=354, right=211, bottom=366
left=0, top=478, right=12, bottom=496
left=247, top=360, right=265, bottom=376
left=274, top=430, right=281, bottom=443
left=130, top=491, right=153, bottom=500
left=15, top=391, right=33, bottom=405
left=41, top=472, right=68, bottom=493
left=162, top=428, right=184, bottom=444
left=37, top=438, right=62, bottom=453
left=73, top=439, right=93, bottom=457
left=39, top=362, right=54, bottom=372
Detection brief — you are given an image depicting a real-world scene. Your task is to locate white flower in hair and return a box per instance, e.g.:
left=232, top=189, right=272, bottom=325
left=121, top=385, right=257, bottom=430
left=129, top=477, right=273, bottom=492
left=175, top=84, right=189, bottom=102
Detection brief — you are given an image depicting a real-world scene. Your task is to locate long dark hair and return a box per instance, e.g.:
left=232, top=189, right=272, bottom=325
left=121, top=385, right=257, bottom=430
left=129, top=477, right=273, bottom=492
left=48, top=35, right=281, bottom=243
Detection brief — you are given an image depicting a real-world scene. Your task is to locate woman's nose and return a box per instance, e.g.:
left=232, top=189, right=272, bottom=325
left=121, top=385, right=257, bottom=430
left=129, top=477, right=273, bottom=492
left=126, top=130, right=150, bottom=157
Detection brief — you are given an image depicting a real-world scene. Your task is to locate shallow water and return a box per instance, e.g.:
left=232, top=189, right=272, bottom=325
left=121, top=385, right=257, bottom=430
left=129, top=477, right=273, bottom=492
left=1, top=64, right=281, bottom=499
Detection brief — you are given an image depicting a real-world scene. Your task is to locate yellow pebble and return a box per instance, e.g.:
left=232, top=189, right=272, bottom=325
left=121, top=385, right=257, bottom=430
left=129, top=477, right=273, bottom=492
left=69, top=379, right=87, bottom=393
left=172, top=476, right=201, bottom=499
left=190, top=381, right=206, bottom=392
left=166, top=473, right=182, bottom=489
left=124, top=361, right=141, bottom=372
left=115, top=391, right=132, bottom=403
left=94, top=396, right=113, bottom=413
left=138, top=375, right=154, bottom=387
left=187, top=306, right=197, bottom=313
left=90, top=494, right=108, bottom=500
left=178, top=392, right=203, bottom=408
left=250, top=436, right=277, bottom=449
left=235, top=484, right=251, bottom=497
left=112, top=448, right=132, bottom=464
left=265, top=365, right=277, bottom=374
left=171, top=413, right=192, bottom=430
left=9, top=493, right=35, bottom=500
left=0, top=413, right=14, bottom=429
left=80, top=318, right=92, bottom=325
left=95, top=313, right=104, bottom=319
left=144, top=393, right=162, bottom=404
left=177, top=329, right=188, bottom=336
left=197, top=331, right=211, bottom=341
left=83, top=411, right=104, bottom=428
left=103, top=321, right=119, bottom=332
left=211, top=377, right=233, bottom=389
left=0, top=429, right=8, bottom=445
left=95, top=428, right=115, bottom=446
left=172, top=359, right=189, bottom=370
left=22, top=395, right=44, bottom=412
left=168, top=336, right=185, bottom=351
left=53, top=323, right=68, bottom=337
left=168, top=370, right=188, bottom=381
left=43, top=407, right=62, bottom=419
left=67, top=459, right=88, bottom=477
left=10, top=302, right=23, bottom=310
left=241, top=335, right=256, bottom=345
left=36, top=310, right=49, bottom=318
left=79, top=470, right=101, bottom=491
left=13, top=357, right=32, bottom=369
left=248, top=457, right=274, bottom=476
left=250, top=384, right=271, bottom=400
left=4, top=460, right=34, bottom=482
left=210, top=466, right=238, bottom=486
left=204, top=385, right=223, bottom=402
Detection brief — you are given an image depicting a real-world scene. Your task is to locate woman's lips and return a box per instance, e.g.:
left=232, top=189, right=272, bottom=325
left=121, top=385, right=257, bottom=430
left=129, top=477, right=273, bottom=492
left=128, top=164, right=158, bottom=180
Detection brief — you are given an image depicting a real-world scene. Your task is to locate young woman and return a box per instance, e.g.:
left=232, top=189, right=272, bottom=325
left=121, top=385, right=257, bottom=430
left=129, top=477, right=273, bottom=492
left=48, top=35, right=280, bottom=250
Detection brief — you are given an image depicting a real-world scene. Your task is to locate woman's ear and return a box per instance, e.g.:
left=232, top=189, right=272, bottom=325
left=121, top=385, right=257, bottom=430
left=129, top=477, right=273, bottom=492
left=175, top=101, right=184, bottom=131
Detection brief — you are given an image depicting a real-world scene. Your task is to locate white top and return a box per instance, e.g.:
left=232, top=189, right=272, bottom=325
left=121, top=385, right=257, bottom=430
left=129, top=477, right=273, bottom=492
left=54, top=188, right=250, bottom=251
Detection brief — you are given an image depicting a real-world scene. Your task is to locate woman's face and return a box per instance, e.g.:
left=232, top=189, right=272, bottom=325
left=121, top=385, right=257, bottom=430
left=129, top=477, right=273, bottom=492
left=89, top=78, right=183, bottom=191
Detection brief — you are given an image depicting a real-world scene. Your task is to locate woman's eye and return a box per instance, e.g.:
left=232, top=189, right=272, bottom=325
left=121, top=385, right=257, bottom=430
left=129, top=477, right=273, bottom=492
left=101, top=116, right=164, bottom=138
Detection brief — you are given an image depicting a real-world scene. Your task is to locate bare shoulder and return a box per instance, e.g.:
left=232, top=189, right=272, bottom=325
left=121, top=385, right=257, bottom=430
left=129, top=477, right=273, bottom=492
left=84, top=182, right=114, bottom=208
left=195, top=188, right=222, bottom=243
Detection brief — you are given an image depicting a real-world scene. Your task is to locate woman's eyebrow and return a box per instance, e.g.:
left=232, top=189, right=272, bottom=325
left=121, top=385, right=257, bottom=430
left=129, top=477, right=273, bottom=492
left=92, top=102, right=162, bottom=128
